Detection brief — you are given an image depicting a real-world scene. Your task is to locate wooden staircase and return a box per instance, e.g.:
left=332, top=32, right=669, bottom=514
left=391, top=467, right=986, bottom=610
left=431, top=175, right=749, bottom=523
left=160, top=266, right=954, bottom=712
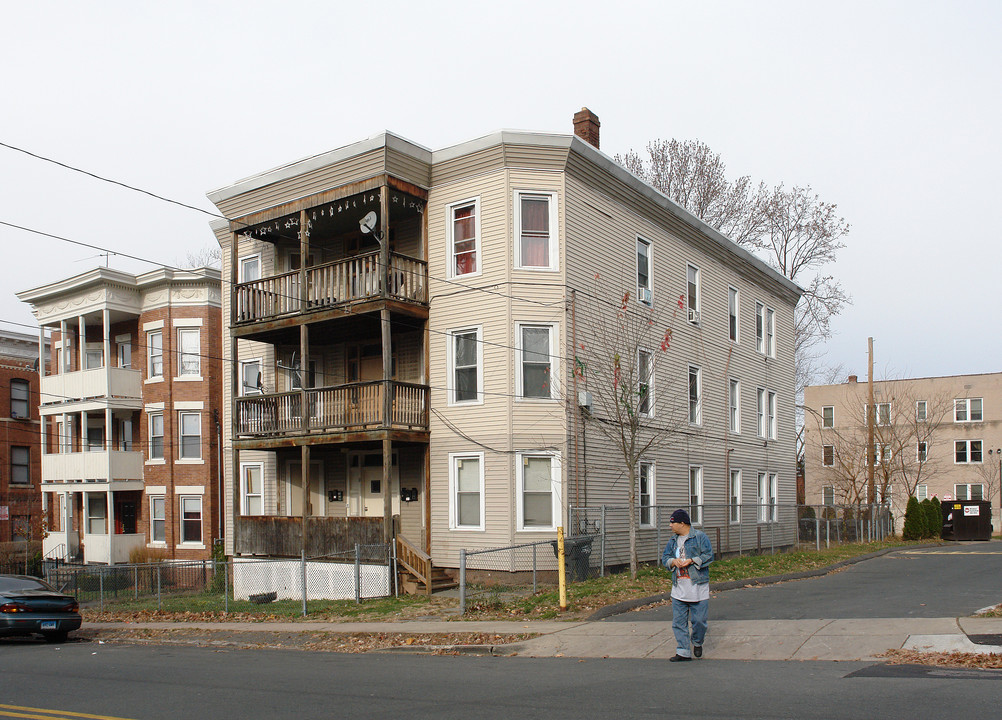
left=396, top=535, right=457, bottom=595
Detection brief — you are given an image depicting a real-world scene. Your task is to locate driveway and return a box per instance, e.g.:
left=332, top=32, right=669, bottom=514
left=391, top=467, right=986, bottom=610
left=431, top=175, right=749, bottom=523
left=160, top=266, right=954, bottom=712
left=610, top=541, right=1002, bottom=621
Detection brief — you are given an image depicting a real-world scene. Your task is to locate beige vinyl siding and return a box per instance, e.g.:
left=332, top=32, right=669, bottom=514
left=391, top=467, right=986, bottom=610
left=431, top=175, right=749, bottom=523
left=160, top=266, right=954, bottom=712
left=503, top=143, right=571, bottom=171
left=216, top=148, right=387, bottom=219
left=430, top=145, right=505, bottom=187
left=385, top=147, right=431, bottom=189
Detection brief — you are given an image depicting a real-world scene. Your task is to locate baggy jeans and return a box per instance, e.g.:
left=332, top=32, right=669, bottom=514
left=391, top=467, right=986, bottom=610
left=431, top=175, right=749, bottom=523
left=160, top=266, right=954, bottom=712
left=671, top=596, right=708, bottom=657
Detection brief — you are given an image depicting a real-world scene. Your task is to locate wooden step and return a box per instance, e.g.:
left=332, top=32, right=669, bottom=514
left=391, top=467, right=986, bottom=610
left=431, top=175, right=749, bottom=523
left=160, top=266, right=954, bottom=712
left=399, top=568, right=458, bottom=595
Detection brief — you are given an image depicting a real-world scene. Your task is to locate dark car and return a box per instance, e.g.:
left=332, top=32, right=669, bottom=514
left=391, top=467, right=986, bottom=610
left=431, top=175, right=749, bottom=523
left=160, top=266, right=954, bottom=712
left=0, top=574, right=81, bottom=643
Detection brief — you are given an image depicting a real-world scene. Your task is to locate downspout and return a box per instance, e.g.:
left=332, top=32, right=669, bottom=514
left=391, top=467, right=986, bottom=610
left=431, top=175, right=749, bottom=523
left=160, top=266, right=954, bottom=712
left=166, top=281, right=176, bottom=560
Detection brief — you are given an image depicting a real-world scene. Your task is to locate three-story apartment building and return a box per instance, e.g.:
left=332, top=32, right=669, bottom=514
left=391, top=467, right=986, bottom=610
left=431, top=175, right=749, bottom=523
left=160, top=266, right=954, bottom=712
left=17, top=267, right=222, bottom=564
left=207, top=109, right=802, bottom=578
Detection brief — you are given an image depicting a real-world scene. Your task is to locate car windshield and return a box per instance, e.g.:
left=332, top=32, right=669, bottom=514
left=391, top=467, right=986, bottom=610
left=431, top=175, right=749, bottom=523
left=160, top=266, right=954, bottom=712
left=0, top=576, right=55, bottom=593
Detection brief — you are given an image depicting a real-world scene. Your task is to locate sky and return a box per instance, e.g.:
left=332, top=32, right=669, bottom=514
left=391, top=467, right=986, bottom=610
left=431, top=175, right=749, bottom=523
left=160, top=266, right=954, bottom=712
left=2, top=0, right=999, bottom=382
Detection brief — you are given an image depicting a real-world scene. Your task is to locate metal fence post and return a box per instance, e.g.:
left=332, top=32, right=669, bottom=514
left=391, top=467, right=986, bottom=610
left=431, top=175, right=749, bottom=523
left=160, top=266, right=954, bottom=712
left=600, top=505, right=607, bottom=577
left=157, top=565, right=162, bottom=611
left=459, top=549, right=467, bottom=615
left=392, top=542, right=398, bottom=597
left=354, top=544, right=361, bottom=604
left=531, top=544, right=537, bottom=594
left=815, top=517, right=820, bottom=552
left=301, top=551, right=308, bottom=617
left=99, top=568, right=105, bottom=613
left=739, top=516, right=743, bottom=556
left=224, top=559, right=229, bottom=614
left=656, top=506, right=661, bottom=559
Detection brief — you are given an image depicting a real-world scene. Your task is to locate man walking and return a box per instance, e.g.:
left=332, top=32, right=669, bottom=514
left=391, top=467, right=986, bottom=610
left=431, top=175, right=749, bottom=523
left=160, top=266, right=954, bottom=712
left=661, top=508, right=713, bottom=661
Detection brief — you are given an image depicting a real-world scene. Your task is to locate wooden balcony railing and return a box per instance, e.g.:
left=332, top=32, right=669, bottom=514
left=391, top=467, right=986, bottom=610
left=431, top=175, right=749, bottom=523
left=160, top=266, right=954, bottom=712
left=236, top=380, right=428, bottom=437
left=234, top=251, right=428, bottom=324
left=234, top=516, right=384, bottom=557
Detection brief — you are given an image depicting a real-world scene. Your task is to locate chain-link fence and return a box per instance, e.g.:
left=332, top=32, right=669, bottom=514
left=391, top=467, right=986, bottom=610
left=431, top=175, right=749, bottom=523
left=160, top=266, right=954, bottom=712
left=42, top=543, right=396, bottom=614
left=456, top=503, right=895, bottom=613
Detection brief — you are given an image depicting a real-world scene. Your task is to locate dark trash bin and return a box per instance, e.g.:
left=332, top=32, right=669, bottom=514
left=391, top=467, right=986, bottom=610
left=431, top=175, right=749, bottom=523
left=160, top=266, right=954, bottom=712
left=550, top=535, right=593, bottom=582
left=941, top=500, right=992, bottom=541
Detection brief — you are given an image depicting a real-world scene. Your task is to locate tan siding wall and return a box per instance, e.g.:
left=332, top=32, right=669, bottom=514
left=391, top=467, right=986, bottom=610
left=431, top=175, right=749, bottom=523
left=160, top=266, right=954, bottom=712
left=385, top=147, right=431, bottom=189
left=430, top=146, right=505, bottom=187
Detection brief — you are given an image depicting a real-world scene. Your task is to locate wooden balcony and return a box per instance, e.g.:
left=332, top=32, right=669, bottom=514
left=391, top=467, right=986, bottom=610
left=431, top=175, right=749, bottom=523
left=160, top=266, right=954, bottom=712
left=234, top=516, right=384, bottom=556
left=234, top=251, right=427, bottom=325
left=235, top=380, right=428, bottom=439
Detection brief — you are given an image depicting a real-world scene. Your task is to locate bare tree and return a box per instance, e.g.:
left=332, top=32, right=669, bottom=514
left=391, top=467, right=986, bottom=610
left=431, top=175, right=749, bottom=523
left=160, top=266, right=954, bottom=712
left=616, top=141, right=851, bottom=396
left=178, top=244, right=222, bottom=269
left=574, top=283, right=688, bottom=578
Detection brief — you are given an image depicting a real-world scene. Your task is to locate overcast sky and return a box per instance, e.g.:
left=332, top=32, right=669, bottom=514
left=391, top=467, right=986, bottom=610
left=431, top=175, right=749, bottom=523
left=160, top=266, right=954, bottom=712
left=2, top=1, right=999, bottom=382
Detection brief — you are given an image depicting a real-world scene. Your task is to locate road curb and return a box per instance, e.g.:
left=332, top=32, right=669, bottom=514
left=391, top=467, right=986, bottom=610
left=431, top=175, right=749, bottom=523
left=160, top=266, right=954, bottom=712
left=588, top=543, right=943, bottom=621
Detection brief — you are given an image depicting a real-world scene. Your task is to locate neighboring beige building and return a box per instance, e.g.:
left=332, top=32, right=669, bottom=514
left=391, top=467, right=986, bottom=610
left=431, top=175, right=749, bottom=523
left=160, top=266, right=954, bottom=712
left=17, top=268, right=223, bottom=564
left=804, top=372, right=1002, bottom=530
left=207, top=109, right=802, bottom=579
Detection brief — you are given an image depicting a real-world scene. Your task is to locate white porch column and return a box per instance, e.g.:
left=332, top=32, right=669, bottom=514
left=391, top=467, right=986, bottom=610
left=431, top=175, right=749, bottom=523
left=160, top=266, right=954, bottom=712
left=78, top=315, right=86, bottom=370
left=103, top=308, right=111, bottom=368
left=59, top=319, right=67, bottom=373
left=81, top=410, right=89, bottom=452
left=107, top=488, right=115, bottom=541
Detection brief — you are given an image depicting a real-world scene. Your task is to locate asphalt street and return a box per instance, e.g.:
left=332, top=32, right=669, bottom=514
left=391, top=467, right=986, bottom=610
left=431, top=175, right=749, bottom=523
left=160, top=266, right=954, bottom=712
left=1, top=642, right=1000, bottom=720
left=616, top=541, right=1002, bottom=621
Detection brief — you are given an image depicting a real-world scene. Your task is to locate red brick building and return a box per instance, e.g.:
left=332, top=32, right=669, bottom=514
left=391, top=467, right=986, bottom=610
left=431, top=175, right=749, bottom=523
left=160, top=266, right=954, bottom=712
left=0, top=330, right=46, bottom=543
left=17, top=268, right=222, bottom=564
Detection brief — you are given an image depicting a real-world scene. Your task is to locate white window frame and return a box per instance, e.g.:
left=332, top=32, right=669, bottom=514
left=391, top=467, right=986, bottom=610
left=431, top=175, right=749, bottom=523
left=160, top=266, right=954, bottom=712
left=916, top=400, right=927, bottom=422
left=179, top=495, right=203, bottom=545
left=241, top=462, right=264, bottom=516
left=728, top=286, right=739, bottom=342
left=449, top=452, right=485, bottom=531
left=954, top=398, right=983, bottom=423
left=755, top=302, right=765, bottom=353
left=239, top=253, right=261, bottom=282
left=10, top=379, right=29, bottom=419
left=639, top=461, right=655, bottom=528
left=688, top=365, right=702, bottom=425
left=955, top=483, right=984, bottom=501
left=917, top=441, right=928, bottom=463
left=954, top=439, right=983, bottom=464
left=637, top=237, right=653, bottom=306
left=822, top=445, right=835, bottom=467
left=177, top=327, right=200, bottom=378
left=10, top=446, right=30, bottom=484
left=822, top=486, right=835, bottom=506
left=688, top=465, right=703, bottom=526
left=148, top=412, right=164, bottom=461
left=769, top=473, right=778, bottom=522
left=515, top=451, right=561, bottom=532
left=447, top=197, right=481, bottom=279
left=116, top=334, right=132, bottom=369
left=729, top=378, right=741, bottom=434
left=686, top=263, right=701, bottom=325
left=178, top=411, right=201, bottom=461
left=765, top=307, right=775, bottom=357
left=515, top=323, right=558, bottom=401
left=147, top=330, right=163, bottom=380
left=513, top=191, right=558, bottom=271
left=729, top=469, right=741, bottom=524
left=757, top=388, right=766, bottom=438
left=448, top=326, right=483, bottom=405
left=869, top=402, right=891, bottom=426
left=240, top=358, right=263, bottom=396
left=149, top=495, right=166, bottom=544
left=916, top=484, right=928, bottom=501
left=767, top=390, right=778, bottom=440
left=638, top=349, right=654, bottom=417
left=822, top=405, right=834, bottom=428
left=86, top=493, right=106, bottom=535
left=758, top=472, right=769, bottom=523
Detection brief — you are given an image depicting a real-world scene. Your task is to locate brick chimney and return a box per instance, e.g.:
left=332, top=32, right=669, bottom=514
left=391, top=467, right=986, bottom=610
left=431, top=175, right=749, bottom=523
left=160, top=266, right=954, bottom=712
left=573, top=107, right=600, bottom=149
left=848, top=375, right=858, bottom=383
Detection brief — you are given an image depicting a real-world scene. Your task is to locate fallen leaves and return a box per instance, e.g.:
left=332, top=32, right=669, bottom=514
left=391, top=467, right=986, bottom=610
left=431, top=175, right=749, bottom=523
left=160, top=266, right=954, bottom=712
left=881, top=649, right=1002, bottom=670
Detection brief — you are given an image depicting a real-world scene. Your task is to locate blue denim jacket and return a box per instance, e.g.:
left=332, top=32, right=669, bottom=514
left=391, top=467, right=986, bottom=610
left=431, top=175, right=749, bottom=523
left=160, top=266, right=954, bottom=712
left=661, top=529, right=714, bottom=585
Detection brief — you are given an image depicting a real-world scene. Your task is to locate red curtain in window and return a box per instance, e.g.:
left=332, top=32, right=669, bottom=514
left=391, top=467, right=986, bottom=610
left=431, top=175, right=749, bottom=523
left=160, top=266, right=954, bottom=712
left=520, top=197, right=549, bottom=267
left=453, top=205, right=477, bottom=275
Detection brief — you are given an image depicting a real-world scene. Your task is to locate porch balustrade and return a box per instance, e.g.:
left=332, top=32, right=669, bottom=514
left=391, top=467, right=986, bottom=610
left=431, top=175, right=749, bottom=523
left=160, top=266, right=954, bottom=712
left=236, top=380, right=428, bottom=437
left=234, top=251, right=427, bottom=323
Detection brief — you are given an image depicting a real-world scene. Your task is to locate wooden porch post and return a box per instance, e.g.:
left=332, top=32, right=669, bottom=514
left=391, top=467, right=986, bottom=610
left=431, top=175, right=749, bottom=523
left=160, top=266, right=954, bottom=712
left=300, top=210, right=312, bottom=557
left=380, top=186, right=393, bottom=543
left=229, top=231, right=241, bottom=556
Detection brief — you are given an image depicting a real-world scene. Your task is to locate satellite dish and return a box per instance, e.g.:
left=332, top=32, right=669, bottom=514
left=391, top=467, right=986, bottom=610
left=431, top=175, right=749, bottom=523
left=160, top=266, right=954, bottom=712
left=359, top=211, right=378, bottom=235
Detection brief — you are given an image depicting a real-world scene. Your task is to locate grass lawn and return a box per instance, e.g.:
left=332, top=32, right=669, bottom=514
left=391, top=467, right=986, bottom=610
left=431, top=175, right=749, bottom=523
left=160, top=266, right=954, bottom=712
left=82, top=539, right=936, bottom=623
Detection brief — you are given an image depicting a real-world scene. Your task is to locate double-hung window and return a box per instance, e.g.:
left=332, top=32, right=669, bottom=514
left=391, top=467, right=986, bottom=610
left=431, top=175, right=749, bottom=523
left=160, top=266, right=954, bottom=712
left=757, top=389, right=766, bottom=438
left=517, top=324, right=557, bottom=400
left=11, top=446, right=29, bottom=484
left=449, top=198, right=480, bottom=277
left=180, top=496, right=202, bottom=544
left=147, top=330, right=163, bottom=379
left=686, top=264, right=701, bottom=324
left=150, top=496, right=166, bottom=542
left=955, top=483, right=984, bottom=501
left=242, top=463, right=263, bottom=515
left=179, top=411, right=201, bottom=460
left=177, top=328, right=200, bottom=377
left=955, top=398, right=983, bottom=422
left=729, top=379, right=741, bottom=433
left=765, top=307, right=775, bottom=356
left=955, top=439, right=983, bottom=464
left=917, top=441, right=928, bottom=462
left=916, top=401, right=927, bottom=422
left=450, top=327, right=482, bottom=404
left=688, top=366, right=702, bottom=425
left=638, top=349, right=653, bottom=417
left=822, top=406, right=834, bottom=428
left=517, top=452, right=560, bottom=531
left=240, top=255, right=261, bottom=282
left=148, top=413, right=164, bottom=460
left=868, top=402, right=891, bottom=426
left=755, top=303, right=765, bottom=353
left=822, top=445, right=835, bottom=466
left=515, top=192, right=557, bottom=270
left=728, top=286, right=739, bottom=342
left=767, top=391, right=777, bottom=440
left=451, top=452, right=484, bottom=530
left=689, top=466, right=703, bottom=525
left=639, top=461, right=655, bottom=527
left=10, top=379, right=29, bottom=419
left=823, top=486, right=835, bottom=506
left=240, top=359, right=263, bottom=396
left=729, top=469, right=741, bottom=523
left=117, top=336, right=132, bottom=368
left=637, top=238, right=652, bottom=305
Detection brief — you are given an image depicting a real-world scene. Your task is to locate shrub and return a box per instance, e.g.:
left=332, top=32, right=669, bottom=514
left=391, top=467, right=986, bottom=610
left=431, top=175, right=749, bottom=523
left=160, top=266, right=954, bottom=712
left=928, top=496, right=943, bottom=538
left=902, top=496, right=924, bottom=540
left=129, top=546, right=168, bottom=564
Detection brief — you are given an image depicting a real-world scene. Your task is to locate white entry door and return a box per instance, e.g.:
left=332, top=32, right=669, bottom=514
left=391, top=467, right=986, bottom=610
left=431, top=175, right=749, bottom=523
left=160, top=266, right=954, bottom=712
left=349, top=454, right=399, bottom=517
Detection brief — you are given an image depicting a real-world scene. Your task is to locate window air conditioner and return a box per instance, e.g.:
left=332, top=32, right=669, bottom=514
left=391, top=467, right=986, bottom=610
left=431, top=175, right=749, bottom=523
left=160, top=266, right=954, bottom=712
left=639, top=287, right=652, bottom=305
left=688, top=309, right=700, bottom=324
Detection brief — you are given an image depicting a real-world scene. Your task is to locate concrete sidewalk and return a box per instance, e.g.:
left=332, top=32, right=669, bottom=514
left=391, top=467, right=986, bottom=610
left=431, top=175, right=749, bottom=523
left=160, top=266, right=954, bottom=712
left=85, top=616, right=1002, bottom=661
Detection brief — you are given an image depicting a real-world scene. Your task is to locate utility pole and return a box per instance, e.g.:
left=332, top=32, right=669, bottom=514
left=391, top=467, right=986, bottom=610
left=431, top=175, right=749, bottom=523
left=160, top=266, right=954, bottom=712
left=867, top=337, right=875, bottom=506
